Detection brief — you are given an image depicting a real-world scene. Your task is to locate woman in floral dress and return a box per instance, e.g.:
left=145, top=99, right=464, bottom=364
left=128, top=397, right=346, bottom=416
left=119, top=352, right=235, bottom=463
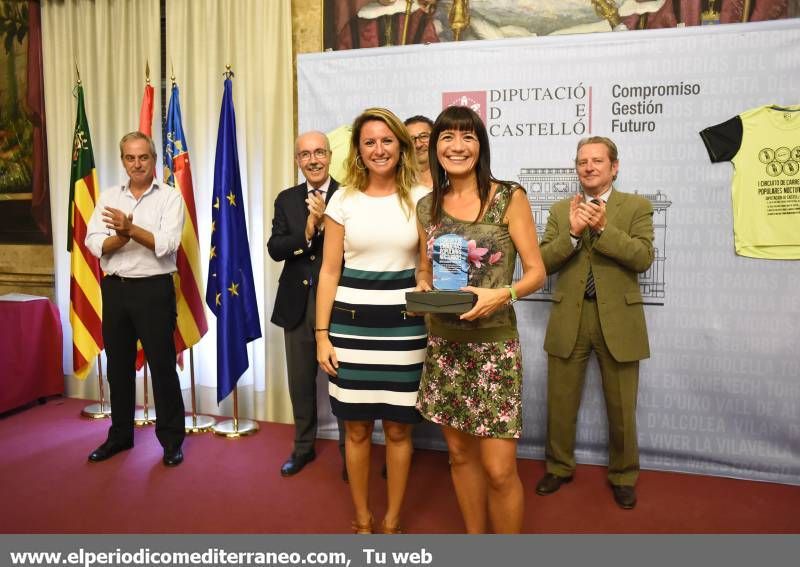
left=416, top=105, right=545, bottom=533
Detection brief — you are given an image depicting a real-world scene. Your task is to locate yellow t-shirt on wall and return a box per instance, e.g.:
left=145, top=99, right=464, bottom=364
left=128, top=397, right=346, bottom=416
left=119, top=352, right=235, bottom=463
left=700, top=104, right=800, bottom=260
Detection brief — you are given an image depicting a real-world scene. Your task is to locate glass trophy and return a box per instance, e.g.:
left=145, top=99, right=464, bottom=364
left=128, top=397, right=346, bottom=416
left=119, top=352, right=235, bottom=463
left=433, top=233, right=469, bottom=290
left=406, top=233, right=477, bottom=314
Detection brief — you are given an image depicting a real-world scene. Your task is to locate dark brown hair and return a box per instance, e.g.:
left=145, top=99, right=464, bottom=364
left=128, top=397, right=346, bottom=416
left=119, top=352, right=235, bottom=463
left=428, top=105, right=498, bottom=225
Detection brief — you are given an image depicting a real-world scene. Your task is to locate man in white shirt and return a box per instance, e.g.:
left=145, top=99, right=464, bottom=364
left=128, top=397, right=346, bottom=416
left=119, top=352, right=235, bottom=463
left=85, top=131, right=186, bottom=467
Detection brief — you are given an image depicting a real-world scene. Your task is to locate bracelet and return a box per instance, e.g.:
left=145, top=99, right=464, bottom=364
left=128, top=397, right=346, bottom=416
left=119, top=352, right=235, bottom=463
left=505, top=285, right=518, bottom=303
left=314, top=328, right=329, bottom=332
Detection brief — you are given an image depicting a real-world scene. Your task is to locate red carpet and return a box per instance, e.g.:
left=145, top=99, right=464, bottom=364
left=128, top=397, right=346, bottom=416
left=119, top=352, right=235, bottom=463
left=1, top=397, right=797, bottom=534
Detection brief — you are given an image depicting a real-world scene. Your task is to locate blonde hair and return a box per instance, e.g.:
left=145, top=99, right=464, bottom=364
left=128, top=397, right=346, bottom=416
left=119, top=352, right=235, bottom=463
left=575, top=136, right=619, bottom=180
left=343, top=107, right=418, bottom=217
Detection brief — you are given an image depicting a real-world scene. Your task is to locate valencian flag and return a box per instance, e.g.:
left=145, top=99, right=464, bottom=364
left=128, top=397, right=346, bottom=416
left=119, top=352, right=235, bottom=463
left=67, top=84, right=103, bottom=379
left=206, top=77, right=261, bottom=403
left=165, top=83, right=208, bottom=357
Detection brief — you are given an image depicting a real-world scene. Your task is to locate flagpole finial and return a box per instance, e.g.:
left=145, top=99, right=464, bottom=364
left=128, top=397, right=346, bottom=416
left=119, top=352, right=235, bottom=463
left=171, top=59, right=176, bottom=85
left=224, top=64, right=234, bottom=79
left=75, top=60, right=82, bottom=85
left=145, top=59, right=151, bottom=85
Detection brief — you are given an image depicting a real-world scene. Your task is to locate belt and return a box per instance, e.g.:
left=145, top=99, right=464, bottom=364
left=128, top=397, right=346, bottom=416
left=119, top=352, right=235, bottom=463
left=105, top=273, right=173, bottom=282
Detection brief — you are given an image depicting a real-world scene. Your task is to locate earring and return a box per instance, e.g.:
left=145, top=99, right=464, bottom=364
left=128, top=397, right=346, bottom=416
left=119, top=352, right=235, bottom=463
left=355, top=154, right=366, bottom=171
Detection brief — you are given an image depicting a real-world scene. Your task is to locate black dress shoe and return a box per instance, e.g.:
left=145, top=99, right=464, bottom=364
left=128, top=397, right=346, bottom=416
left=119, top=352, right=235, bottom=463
left=280, top=451, right=315, bottom=477
left=88, top=440, right=133, bottom=463
left=163, top=446, right=184, bottom=467
left=611, top=484, right=637, bottom=509
left=535, top=473, right=573, bottom=495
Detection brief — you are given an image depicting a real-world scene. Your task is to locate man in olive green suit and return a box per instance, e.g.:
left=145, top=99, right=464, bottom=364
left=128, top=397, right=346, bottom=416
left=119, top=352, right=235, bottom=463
left=536, top=136, right=654, bottom=509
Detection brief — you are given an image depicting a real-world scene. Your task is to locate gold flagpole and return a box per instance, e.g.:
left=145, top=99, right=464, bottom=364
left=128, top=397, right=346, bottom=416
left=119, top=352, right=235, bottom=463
left=185, top=347, right=215, bottom=432
left=213, top=387, right=258, bottom=438
left=134, top=359, right=156, bottom=425
left=81, top=355, right=111, bottom=418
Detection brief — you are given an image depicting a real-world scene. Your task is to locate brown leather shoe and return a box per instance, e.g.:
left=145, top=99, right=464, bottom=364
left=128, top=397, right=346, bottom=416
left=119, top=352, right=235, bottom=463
left=535, top=473, right=573, bottom=495
left=611, top=484, right=637, bottom=509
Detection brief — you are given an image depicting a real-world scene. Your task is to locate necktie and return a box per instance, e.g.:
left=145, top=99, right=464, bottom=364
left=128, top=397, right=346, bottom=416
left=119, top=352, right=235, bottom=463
left=584, top=199, right=601, bottom=298
left=307, top=189, right=324, bottom=287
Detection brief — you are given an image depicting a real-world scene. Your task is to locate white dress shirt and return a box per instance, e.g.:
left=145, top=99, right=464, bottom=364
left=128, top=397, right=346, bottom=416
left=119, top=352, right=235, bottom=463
left=85, top=179, right=185, bottom=277
left=305, top=176, right=331, bottom=245
left=306, top=176, right=331, bottom=196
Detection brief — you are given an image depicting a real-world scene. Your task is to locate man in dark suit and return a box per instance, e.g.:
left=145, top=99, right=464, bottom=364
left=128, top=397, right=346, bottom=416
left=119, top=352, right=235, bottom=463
left=268, top=131, right=344, bottom=477
left=536, top=136, right=654, bottom=509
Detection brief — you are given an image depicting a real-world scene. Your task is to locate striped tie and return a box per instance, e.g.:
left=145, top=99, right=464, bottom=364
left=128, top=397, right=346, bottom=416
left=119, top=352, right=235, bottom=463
left=584, top=199, right=601, bottom=298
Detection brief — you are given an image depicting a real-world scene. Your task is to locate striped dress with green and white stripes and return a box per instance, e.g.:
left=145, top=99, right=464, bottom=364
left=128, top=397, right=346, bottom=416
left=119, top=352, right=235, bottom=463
left=324, top=186, right=429, bottom=423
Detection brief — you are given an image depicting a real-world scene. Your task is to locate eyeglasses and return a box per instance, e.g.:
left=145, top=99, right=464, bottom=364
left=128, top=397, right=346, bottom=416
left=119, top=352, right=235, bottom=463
left=297, top=149, right=329, bottom=162
left=410, top=133, right=430, bottom=144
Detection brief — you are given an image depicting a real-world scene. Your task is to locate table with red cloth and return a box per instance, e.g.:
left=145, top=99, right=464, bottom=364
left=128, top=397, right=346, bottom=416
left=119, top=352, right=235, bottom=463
left=0, top=295, right=64, bottom=413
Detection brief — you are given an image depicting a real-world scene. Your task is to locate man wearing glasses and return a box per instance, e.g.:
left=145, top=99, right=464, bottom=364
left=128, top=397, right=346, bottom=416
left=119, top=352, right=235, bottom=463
left=404, top=115, right=434, bottom=188
left=268, top=131, right=344, bottom=478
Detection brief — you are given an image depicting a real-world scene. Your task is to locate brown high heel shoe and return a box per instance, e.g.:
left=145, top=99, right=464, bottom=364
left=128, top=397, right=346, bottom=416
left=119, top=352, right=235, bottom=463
left=351, top=515, right=373, bottom=534
left=380, top=520, right=402, bottom=534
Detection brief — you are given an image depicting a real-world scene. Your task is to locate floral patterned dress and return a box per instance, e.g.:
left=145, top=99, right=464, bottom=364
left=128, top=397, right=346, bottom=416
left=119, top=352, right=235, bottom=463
left=416, top=184, right=524, bottom=439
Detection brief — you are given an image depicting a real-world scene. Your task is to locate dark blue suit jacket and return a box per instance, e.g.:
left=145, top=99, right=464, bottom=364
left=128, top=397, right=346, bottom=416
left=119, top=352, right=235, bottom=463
left=268, top=178, right=339, bottom=330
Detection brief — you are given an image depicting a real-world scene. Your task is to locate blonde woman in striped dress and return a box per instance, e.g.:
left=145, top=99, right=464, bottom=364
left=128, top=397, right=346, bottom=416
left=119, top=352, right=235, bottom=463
left=316, top=108, right=431, bottom=534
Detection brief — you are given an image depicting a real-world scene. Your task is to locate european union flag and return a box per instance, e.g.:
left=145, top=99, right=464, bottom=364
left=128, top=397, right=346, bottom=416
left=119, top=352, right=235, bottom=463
left=206, top=77, right=262, bottom=403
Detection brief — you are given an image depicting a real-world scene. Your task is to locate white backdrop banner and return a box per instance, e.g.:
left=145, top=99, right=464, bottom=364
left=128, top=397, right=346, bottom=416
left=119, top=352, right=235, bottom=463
left=298, top=20, right=800, bottom=485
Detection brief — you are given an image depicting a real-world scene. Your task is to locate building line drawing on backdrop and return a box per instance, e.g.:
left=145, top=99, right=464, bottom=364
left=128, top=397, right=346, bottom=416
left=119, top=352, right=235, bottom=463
left=513, top=170, right=671, bottom=305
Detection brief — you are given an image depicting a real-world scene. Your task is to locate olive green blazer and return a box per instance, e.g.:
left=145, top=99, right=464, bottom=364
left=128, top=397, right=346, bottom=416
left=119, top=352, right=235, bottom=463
left=540, top=189, right=654, bottom=363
